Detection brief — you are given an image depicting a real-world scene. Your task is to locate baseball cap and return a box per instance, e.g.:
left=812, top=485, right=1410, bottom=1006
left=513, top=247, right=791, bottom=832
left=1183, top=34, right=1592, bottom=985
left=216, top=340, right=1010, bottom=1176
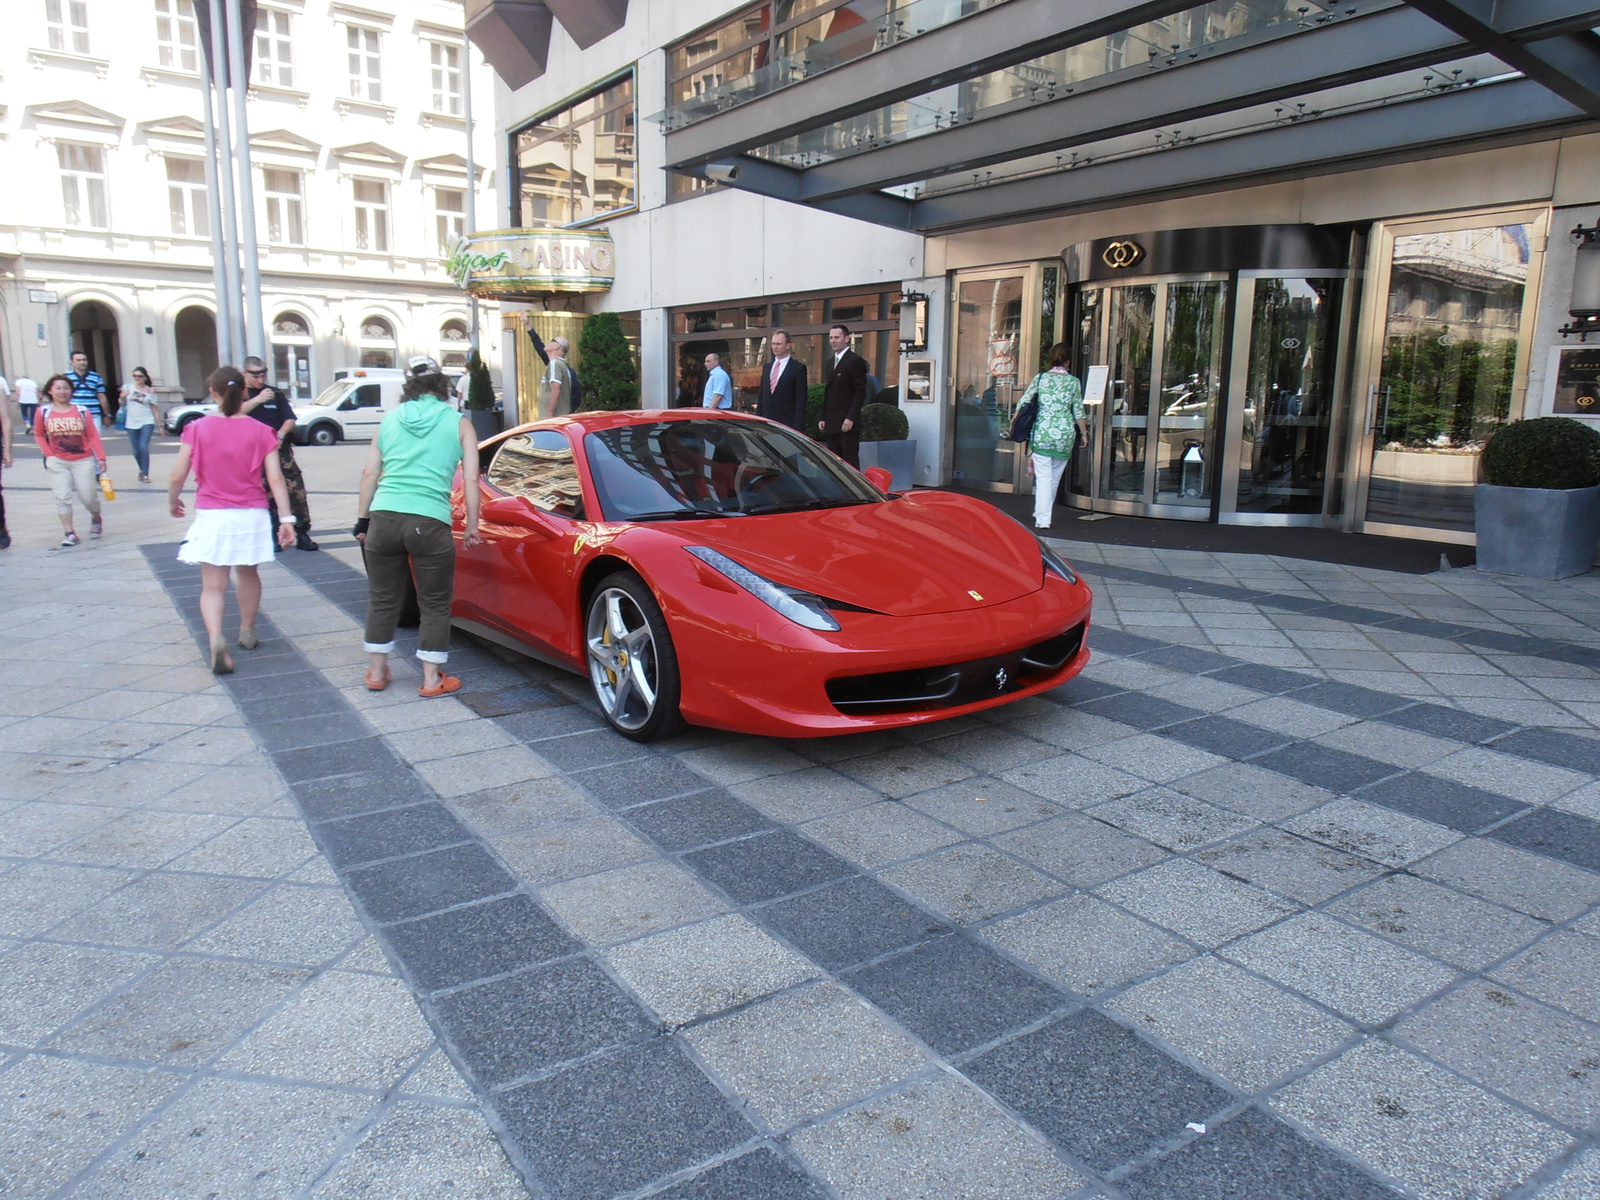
left=407, top=355, right=441, bottom=376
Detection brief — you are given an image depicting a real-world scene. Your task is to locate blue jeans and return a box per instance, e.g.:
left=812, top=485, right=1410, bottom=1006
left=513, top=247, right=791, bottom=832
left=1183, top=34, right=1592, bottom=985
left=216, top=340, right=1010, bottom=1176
left=127, top=424, right=154, bottom=478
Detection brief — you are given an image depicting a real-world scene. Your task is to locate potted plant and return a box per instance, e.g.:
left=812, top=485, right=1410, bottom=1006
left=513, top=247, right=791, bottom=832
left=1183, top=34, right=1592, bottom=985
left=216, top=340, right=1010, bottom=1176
left=575, top=311, right=640, bottom=410
left=857, top=402, right=915, bottom=490
left=463, top=349, right=500, bottom=441
left=1476, top=417, right=1600, bottom=578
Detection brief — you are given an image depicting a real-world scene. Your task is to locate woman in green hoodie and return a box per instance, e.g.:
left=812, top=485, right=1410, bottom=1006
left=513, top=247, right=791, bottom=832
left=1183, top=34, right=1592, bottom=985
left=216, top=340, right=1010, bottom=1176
left=354, top=369, right=482, bottom=696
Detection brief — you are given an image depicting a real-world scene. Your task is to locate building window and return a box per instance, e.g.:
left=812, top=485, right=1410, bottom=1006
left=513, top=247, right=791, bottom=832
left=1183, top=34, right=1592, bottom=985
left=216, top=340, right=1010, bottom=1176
left=359, top=315, right=396, bottom=368
left=47, top=0, right=90, bottom=54
left=154, top=0, right=196, bottom=71
left=440, top=318, right=470, bottom=370
left=59, top=143, right=107, bottom=228
left=430, top=41, right=462, bottom=115
left=263, top=168, right=304, bottom=245
left=434, top=187, right=465, bottom=254
left=166, top=157, right=207, bottom=237
left=668, top=286, right=901, bottom=409
left=254, top=8, right=293, bottom=87
left=272, top=310, right=313, bottom=400
left=352, top=179, right=388, bottom=251
left=346, top=25, right=381, bottom=102
left=510, top=71, right=634, bottom=228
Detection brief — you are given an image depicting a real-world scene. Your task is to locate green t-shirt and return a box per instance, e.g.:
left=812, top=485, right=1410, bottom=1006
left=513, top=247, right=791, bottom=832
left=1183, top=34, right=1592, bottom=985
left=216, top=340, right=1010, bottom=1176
left=371, top=397, right=464, bottom=524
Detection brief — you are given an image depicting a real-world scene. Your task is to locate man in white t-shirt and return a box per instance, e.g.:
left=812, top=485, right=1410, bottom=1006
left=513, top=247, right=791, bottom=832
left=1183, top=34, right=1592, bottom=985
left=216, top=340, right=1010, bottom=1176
left=12, top=377, right=38, bottom=431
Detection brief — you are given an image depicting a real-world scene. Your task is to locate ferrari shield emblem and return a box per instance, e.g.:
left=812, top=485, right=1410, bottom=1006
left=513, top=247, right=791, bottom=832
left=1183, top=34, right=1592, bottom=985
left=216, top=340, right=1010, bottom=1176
left=995, top=668, right=1008, bottom=691
left=968, top=590, right=984, bottom=601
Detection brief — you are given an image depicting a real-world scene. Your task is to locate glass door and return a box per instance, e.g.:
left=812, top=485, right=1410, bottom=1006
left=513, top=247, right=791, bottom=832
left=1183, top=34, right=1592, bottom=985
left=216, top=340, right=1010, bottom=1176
left=1355, top=213, right=1545, bottom=538
left=1225, top=275, right=1344, bottom=517
left=951, top=269, right=1038, bottom=492
left=1156, top=281, right=1226, bottom=507
left=1102, top=284, right=1157, bottom=501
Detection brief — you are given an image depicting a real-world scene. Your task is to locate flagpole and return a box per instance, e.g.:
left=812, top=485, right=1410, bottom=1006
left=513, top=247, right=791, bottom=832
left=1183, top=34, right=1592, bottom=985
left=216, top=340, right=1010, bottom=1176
left=461, top=27, right=480, bottom=355
left=198, top=34, right=232, bottom=367
left=226, top=0, right=266, bottom=358
left=207, top=0, right=243, bottom=364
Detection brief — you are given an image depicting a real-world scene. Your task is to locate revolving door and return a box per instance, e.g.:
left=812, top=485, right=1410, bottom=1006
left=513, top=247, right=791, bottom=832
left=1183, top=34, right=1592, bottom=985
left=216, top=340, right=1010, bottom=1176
left=1068, top=268, right=1347, bottom=523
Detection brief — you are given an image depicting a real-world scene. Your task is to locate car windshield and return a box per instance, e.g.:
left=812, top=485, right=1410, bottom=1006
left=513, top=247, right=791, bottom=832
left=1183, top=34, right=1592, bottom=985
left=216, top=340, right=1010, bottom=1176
left=584, top=420, right=882, bottom=522
left=309, top=381, right=353, bottom=407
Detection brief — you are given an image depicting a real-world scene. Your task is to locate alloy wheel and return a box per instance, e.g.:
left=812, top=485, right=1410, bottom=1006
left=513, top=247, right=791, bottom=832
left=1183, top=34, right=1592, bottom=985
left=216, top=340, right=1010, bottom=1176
left=586, top=586, right=659, bottom=731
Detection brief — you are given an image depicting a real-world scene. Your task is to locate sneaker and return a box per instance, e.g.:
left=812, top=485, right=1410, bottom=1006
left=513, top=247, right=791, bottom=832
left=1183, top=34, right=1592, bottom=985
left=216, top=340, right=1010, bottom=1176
left=89, top=517, right=102, bottom=539
left=60, top=531, right=80, bottom=548
left=295, top=531, right=320, bottom=551
left=138, top=474, right=150, bottom=483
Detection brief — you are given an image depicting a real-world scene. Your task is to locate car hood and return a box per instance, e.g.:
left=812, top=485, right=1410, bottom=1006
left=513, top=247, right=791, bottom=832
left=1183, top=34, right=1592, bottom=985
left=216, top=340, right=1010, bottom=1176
left=691, top=493, right=1045, bottom=617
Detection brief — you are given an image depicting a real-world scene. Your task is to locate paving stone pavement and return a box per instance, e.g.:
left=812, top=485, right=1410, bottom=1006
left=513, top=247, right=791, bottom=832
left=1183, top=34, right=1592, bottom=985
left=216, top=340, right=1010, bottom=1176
left=4, top=440, right=1600, bottom=1198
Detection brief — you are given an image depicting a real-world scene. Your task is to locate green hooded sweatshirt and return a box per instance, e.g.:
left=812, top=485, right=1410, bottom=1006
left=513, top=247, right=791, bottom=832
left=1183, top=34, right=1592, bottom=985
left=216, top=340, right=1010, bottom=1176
left=371, top=397, right=463, bottom=525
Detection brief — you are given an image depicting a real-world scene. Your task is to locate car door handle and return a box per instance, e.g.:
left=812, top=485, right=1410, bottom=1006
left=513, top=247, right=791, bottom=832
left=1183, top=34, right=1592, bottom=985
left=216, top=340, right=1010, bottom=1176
left=482, top=497, right=553, bottom=536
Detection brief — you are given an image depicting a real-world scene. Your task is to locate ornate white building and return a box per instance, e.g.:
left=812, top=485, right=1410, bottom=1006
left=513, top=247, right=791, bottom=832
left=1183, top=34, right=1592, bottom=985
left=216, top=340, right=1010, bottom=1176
left=0, top=0, right=501, bottom=403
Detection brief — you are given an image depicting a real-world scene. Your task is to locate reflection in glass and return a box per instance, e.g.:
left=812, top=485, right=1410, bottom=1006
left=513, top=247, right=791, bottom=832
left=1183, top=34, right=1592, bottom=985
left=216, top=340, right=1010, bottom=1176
left=1238, top=278, right=1342, bottom=514
left=952, top=276, right=1025, bottom=487
left=513, top=75, right=635, bottom=227
left=1068, top=288, right=1104, bottom=499
left=1366, top=225, right=1530, bottom=532
left=1156, top=282, right=1225, bottom=505
left=1103, top=286, right=1155, bottom=499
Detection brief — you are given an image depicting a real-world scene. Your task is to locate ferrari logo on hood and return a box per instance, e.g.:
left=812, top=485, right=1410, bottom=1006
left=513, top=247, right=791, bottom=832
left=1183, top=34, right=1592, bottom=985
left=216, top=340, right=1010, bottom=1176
left=968, top=590, right=984, bottom=601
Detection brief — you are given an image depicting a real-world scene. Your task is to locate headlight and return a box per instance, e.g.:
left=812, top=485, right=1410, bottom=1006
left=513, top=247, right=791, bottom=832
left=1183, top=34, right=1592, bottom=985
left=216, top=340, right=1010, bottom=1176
left=686, top=546, right=840, bottom=632
left=1039, top=538, right=1078, bottom=584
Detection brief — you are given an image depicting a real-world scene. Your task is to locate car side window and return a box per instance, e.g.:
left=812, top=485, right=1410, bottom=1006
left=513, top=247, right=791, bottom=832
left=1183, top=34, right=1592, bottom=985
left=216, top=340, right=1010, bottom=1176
left=485, top=430, right=585, bottom=519
left=356, top=385, right=382, bottom=408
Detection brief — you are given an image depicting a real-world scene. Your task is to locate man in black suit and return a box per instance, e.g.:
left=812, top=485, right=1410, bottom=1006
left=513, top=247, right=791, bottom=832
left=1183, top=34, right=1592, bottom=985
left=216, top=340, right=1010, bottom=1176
left=756, top=329, right=808, bottom=430
left=819, top=323, right=869, bottom=467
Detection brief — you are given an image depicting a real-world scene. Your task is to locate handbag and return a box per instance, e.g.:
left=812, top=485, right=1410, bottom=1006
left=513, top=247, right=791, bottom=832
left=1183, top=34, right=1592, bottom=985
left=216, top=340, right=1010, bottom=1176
left=113, top=406, right=126, bottom=430
left=1008, top=396, right=1038, bottom=443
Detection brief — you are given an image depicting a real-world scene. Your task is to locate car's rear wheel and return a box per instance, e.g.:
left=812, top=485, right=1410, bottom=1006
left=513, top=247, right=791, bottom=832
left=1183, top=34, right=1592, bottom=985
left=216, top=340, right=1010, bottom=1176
left=308, top=423, right=339, bottom=447
left=585, top=572, right=683, bottom=741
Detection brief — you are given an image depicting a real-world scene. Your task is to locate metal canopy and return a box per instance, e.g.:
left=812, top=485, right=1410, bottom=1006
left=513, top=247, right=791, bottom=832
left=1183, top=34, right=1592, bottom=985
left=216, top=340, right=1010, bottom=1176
left=666, top=0, right=1600, bottom=234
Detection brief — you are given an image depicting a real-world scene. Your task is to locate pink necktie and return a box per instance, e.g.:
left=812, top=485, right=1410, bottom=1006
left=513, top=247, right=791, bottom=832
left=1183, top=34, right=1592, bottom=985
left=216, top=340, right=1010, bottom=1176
left=770, top=360, right=781, bottom=391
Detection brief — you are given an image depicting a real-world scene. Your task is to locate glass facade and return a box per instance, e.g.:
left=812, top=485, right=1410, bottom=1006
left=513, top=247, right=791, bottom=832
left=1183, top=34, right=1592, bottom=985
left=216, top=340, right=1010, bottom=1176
left=669, top=286, right=901, bottom=410
left=511, top=73, right=635, bottom=228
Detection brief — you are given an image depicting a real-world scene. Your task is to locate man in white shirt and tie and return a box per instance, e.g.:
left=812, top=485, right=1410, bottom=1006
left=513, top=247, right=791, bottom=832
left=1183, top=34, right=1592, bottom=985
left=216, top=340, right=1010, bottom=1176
left=756, top=329, right=808, bottom=430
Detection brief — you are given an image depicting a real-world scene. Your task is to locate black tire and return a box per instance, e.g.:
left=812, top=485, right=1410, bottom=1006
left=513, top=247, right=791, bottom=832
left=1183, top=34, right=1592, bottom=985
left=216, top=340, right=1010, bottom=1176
left=585, top=571, right=684, bottom=742
left=308, top=423, right=339, bottom=447
left=174, top=415, right=199, bottom=435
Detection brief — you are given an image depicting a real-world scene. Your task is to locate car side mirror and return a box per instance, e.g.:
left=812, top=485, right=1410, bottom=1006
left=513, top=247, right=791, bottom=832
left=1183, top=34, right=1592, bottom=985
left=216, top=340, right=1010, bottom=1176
left=863, top=466, right=893, bottom=493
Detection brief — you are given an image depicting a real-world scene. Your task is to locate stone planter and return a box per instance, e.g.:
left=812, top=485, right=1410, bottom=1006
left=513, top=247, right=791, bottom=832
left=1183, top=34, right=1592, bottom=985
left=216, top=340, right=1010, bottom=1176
left=1475, top=483, right=1600, bottom=579
left=859, top=439, right=916, bottom=490
left=467, top=409, right=503, bottom=443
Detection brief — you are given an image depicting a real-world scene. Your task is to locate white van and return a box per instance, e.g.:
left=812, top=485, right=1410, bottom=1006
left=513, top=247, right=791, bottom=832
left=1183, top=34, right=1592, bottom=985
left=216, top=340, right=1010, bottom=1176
left=291, top=370, right=405, bottom=446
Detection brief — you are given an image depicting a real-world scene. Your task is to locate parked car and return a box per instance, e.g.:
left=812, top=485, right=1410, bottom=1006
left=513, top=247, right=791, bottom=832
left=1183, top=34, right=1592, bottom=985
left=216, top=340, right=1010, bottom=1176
left=290, top=372, right=406, bottom=446
left=163, top=399, right=217, bottom=435
left=453, top=411, right=1093, bottom=741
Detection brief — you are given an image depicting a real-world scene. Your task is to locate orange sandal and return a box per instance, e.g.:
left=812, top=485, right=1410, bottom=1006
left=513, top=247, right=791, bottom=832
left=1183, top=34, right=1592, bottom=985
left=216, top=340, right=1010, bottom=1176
left=418, top=675, right=462, bottom=698
left=364, top=665, right=391, bottom=691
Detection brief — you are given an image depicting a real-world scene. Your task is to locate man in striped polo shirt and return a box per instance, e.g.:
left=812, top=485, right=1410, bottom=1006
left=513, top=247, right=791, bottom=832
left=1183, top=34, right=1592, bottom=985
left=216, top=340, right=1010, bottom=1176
left=65, top=352, right=110, bottom=426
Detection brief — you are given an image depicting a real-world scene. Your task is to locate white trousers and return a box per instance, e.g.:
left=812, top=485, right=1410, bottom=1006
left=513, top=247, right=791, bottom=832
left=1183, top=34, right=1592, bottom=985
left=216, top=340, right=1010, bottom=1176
left=1032, top=453, right=1069, bottom=528
left=47, top=456, right=101, bottom=518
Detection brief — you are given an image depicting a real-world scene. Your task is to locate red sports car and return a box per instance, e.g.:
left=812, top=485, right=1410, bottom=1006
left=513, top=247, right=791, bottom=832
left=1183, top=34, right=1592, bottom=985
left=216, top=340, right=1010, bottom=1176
left=450, top=411, right=1092, bottom=741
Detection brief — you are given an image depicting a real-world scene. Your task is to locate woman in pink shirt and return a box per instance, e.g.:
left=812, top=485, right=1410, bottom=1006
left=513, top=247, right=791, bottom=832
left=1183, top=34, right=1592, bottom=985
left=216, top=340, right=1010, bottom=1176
left=168, top=366, right=295, bottom=674
left=33, top=373, right=108, bottom=548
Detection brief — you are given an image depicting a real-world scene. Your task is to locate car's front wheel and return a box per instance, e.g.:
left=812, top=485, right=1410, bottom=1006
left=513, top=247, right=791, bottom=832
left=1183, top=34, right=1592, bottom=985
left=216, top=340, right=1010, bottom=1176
left=585, top=571, right=684, bottom=742
left=308, top=423, right=339, bottom=447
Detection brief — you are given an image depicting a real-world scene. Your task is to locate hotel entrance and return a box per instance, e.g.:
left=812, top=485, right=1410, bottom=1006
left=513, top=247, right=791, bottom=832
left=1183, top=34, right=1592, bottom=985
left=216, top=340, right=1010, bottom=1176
left=1059, top=225, right=1353, bottom=525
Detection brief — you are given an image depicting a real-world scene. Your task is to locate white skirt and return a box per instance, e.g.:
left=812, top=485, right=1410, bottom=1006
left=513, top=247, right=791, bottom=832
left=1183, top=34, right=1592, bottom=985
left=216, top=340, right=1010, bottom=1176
left=177, top=507, right=276, bottom=566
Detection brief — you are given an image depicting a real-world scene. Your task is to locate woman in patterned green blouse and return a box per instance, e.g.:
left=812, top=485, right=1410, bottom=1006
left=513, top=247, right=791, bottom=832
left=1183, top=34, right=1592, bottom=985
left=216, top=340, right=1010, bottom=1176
left=1020, top=342, right=1089, bottom=530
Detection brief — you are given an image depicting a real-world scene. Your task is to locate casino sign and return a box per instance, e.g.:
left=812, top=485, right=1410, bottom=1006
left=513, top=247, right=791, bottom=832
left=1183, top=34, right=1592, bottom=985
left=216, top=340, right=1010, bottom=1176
left=447, top=228, right=616, bottom=298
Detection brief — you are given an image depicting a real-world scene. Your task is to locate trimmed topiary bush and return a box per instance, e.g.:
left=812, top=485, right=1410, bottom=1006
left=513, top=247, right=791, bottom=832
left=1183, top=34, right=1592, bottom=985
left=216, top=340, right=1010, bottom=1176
left=859, top=403, right=909, bottom=442
left=1481, top=417, right=1600, bottom=489
left=805, top=383, right=826, bottom=441
left=576, top=311, right=640, bottom=411
left=464, top=349, right=494, bottom=411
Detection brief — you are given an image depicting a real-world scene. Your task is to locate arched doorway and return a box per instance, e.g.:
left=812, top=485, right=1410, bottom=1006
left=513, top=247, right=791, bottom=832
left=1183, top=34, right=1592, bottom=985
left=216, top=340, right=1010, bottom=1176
left=70, top=300, right=122, bottom=407
left=174, top=306, right=218, bottom=400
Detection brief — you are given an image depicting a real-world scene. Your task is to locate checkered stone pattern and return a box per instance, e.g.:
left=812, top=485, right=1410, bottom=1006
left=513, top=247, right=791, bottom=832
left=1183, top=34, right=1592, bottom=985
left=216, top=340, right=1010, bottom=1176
left=238, top=541, right=1600, bottom=1200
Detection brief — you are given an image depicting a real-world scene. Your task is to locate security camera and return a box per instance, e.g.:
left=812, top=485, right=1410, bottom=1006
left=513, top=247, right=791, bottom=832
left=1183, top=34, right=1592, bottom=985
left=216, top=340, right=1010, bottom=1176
left=704, top=162, right=742, bottom=184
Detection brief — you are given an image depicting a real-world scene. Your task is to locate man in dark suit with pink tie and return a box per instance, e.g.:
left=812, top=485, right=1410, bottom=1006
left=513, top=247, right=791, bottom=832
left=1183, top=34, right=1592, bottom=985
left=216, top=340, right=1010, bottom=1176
left=757, top=329, right=808, bottom=430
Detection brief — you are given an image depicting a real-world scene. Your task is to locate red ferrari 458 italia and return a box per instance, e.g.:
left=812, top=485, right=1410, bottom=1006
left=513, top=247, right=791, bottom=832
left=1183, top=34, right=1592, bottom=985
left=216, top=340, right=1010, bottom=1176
left=450, top=411, right=1092, bottom=741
